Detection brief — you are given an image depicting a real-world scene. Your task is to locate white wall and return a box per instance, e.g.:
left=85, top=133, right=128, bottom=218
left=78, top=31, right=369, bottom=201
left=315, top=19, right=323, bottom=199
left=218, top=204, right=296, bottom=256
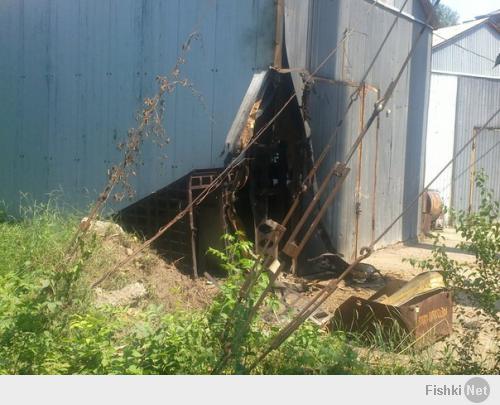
left=425, top=73, right=457, bottom=214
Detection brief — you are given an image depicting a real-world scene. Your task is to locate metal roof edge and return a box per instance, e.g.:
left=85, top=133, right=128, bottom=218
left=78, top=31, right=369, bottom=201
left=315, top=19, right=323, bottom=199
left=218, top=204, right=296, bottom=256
left=432, top=20, right=488, bottom=49
left=432, top=70, right=500, bottom=81
left=362, top=0, right=434, bottom=29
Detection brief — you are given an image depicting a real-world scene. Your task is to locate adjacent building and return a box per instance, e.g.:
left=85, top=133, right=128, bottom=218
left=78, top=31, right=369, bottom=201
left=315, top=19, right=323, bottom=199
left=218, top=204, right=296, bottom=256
left=426, top=10, right=500, bottom=217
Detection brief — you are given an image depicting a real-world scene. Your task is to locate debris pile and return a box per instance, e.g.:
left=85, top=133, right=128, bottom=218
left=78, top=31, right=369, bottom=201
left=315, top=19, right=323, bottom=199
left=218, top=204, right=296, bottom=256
left=85, top=219, right=218, bottom=311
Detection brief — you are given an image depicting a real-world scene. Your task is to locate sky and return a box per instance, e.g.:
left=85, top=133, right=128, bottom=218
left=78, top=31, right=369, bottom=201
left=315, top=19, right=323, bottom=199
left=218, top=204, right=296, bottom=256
left=441, top=0, right=499, bottom=22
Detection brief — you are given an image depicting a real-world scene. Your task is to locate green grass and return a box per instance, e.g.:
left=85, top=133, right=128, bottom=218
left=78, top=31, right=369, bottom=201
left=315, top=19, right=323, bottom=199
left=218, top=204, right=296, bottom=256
left=3, top=201, right=492, bottom=375
left=0, top=203, right=363, bottom=375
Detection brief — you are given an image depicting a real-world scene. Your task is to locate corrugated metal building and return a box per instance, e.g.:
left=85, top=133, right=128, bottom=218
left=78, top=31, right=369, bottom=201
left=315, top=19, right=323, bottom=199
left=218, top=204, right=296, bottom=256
left=286, top=0, right=434, bottom=259
left=0, top=0, right=276, bottom=211
left=0, top=0, right=434, bottom=267
left=426, top=10, right=500, bottom=216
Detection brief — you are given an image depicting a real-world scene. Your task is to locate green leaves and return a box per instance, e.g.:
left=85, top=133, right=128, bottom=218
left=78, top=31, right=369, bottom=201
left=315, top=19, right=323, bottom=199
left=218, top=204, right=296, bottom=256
left=0, top=208, right=359, bottom=375
left=407, top=171, right=499, bottom=373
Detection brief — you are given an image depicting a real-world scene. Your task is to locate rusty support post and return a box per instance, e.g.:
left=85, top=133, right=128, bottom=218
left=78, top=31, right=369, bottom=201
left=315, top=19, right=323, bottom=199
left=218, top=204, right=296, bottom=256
left=187, top=171, right=220, bottom=279
left=294, top=166, right=350, bottom=257
left=188, top=177, right=198, bottom=278
left=285, top=162, right=346, bottom=249
left=467, top=129, right=477, bottom=214
left=283, top=164, right=350, bottom=270
left=354, top=85, right=366, bottom=259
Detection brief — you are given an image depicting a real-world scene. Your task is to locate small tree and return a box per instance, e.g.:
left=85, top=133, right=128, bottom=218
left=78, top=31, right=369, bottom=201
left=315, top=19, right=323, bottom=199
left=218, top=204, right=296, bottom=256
left=435, top=3, right=460, bottom=28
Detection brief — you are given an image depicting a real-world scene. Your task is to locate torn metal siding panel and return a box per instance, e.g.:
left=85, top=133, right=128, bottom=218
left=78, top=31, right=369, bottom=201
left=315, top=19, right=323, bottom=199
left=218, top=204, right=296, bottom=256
left=225, top=71, right=270, bottom=154
left=0, top=0, right=276, bottom=214
left=432, top=23, right=500, bottom=78
left=451, top=76, right=500, bottom=213
left=303, top=0, right=432, bottom=258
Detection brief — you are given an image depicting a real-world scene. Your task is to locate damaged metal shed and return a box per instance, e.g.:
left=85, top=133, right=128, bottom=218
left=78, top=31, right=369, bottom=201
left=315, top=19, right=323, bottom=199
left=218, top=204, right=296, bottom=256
left=0, top=0, right=434, bottom=272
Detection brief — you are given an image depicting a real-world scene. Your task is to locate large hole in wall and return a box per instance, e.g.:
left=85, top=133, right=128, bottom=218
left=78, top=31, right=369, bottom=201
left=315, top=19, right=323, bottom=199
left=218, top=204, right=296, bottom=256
left=230, top=72, right=311, bottom=254
left=115, top=73, right=310, bottom=277
left=115, top=170, right=226, bottom=277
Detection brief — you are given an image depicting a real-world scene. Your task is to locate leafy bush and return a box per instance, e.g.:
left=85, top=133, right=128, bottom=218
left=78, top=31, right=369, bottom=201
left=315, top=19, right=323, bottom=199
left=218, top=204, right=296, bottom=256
left=407, top=172, right=499, bottom=374
left=0, top=208, right=360, bottom=374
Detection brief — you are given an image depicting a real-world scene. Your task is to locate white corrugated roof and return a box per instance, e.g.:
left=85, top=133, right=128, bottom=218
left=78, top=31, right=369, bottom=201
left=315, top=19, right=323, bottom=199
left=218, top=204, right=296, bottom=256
left=432, top=18, right=487, bottom=47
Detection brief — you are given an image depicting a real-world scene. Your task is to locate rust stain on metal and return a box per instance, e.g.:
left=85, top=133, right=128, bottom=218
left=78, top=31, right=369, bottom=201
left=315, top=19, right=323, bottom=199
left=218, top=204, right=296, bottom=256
left=240, top=99, right=262, bottom=150
left=354, top=85, right=367, bottom=259
left=283, top=163, right=350, bottom=269
left=467, top=129, right=478, bottom=214
left=372, top=99, right=381, bottom=242
left=331, top=280, right=453, bottom=348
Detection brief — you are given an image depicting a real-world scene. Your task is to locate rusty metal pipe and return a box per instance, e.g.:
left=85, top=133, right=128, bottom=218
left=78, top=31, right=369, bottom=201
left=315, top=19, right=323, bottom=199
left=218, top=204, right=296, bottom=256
left=295, top=167, right=350, bottom=256
left=285, top=162, right=347, bottom=250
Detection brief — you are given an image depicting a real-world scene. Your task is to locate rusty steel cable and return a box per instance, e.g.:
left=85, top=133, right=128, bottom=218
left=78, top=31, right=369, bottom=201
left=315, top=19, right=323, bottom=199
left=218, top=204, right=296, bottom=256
left=92, top=31, right=352, bottom=289
left=213, top=0, right=419, bottom=373
left=247, top=105, right=500, bottom=373
left=433, top=31, right=497, bottom=64
left=244, top=0, right=442, bottom=372
left=280, top=0, right=411, bottom=229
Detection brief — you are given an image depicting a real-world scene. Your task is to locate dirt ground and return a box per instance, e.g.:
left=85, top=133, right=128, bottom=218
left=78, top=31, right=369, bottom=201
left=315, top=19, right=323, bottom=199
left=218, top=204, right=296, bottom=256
left=317, top=228, right=476, bottom=312
left=86, top=220, right=218, bottom=311
left=89, top=222, right=497, bottom=369
left=289, top=228, right=498, bottom=368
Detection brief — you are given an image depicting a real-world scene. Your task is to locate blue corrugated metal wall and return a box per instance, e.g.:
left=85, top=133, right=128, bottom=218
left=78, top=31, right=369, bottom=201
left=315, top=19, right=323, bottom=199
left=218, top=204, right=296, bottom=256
left=1, top=0, right=433, bottom=261
left=0, top=0, right=276, bottom=214
left=302, top=0, right=432, bottom=258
